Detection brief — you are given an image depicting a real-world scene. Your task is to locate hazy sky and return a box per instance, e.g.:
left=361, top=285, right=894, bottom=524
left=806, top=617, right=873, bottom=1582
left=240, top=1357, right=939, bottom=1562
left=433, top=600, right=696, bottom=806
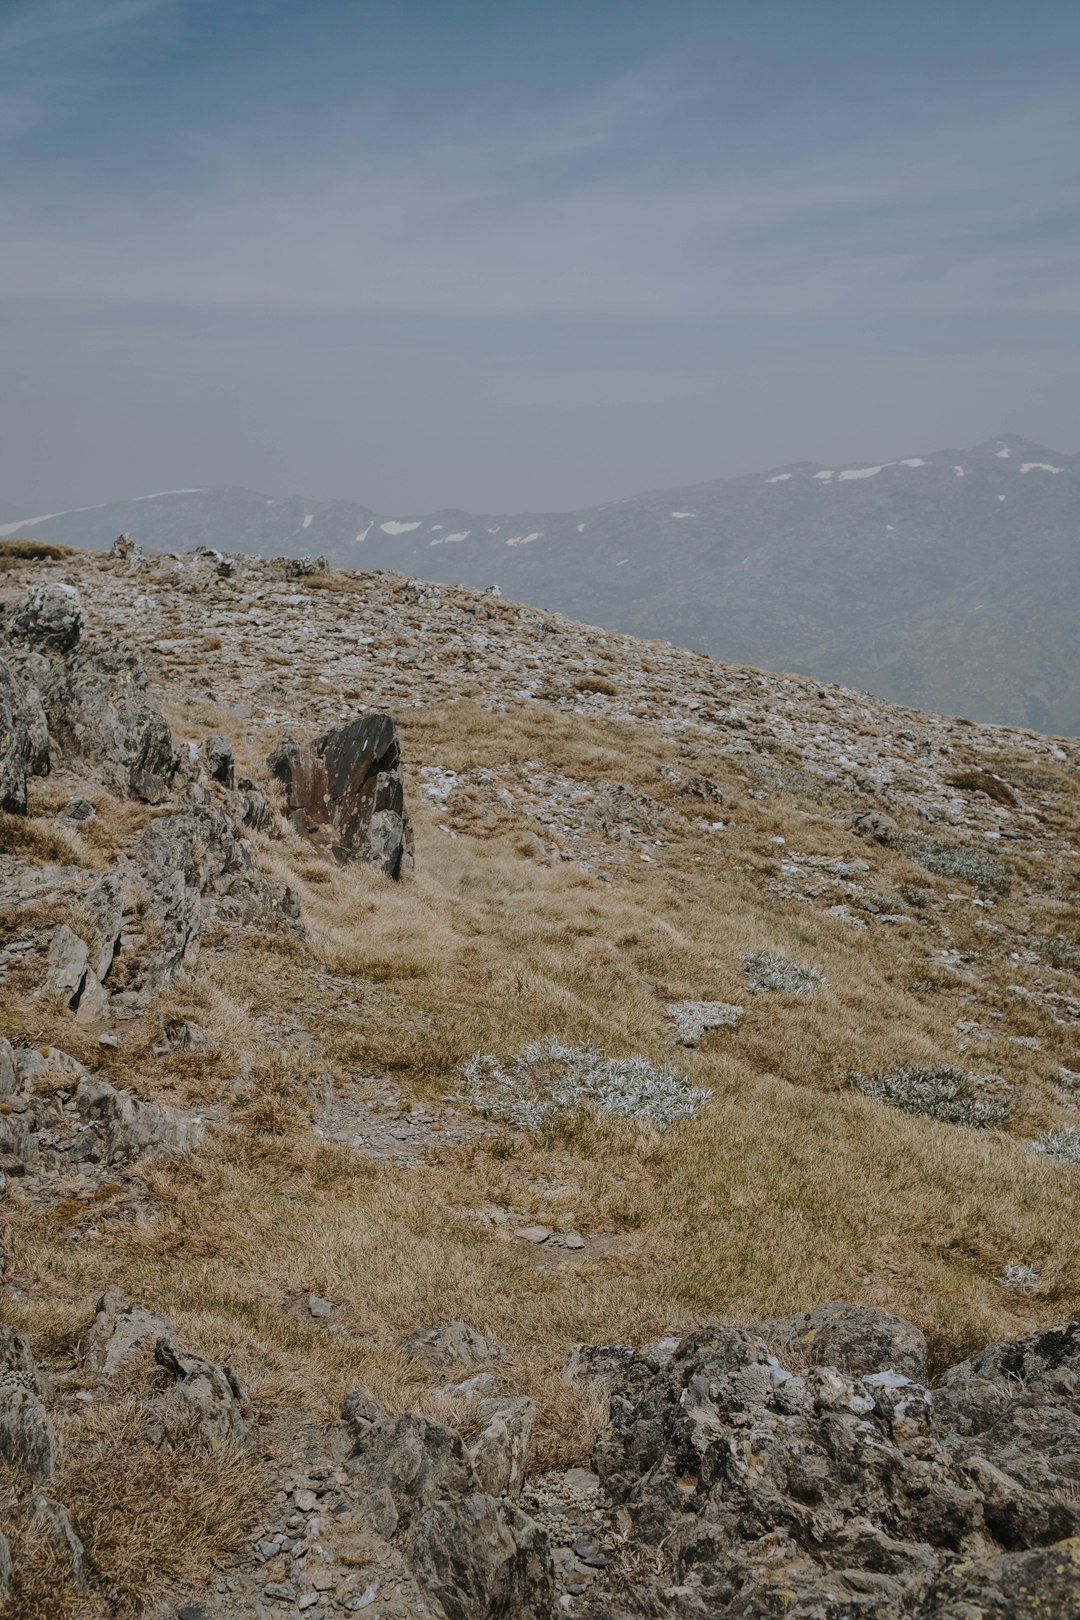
left=2, top=0, right=1079, bottom=514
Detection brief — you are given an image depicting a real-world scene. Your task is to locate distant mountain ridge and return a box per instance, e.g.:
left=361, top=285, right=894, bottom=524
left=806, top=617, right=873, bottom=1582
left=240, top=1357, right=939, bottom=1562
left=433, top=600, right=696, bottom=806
left=4, top=433, right=1078, bottom=733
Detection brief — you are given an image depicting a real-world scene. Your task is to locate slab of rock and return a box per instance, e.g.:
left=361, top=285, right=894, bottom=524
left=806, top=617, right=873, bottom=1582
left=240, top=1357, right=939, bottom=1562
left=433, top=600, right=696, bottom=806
left=407, top=1493, right=555, bottom=1620
left=340, top=1397, right=476, bottom=1538
left=201, top=734, right=235, bottom=787
left=401, top=1321, right=506, bottom=1375
left=85, top=869, right=122, bottom=982
left=268, top=712, right=414, bottom=879
left=75, top=1073, right=202, bottom=1163
left=468, top=1397, right=535, bottom=1499
left=46, top=923, right=89, bottom=1005
left=750, top=1299, right=928, bottom=1381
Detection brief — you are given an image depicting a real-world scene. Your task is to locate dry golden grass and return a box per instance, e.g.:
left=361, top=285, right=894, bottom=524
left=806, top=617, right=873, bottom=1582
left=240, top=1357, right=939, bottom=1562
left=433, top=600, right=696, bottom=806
left=1, top=1393, right=266, bottom=1620
left=3, top=625, right=1080, bottom=1608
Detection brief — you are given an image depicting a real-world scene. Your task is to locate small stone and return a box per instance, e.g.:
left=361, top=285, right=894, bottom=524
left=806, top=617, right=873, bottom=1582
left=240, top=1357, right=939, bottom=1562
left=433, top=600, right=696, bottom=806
left=561, top=1233, right=585, bottom=1250
left=308, top=1295, right=332, bottom=1319
left=294, top=1489, right=318, bottom=1512
left=514, top=1226, right=551, bottom=1244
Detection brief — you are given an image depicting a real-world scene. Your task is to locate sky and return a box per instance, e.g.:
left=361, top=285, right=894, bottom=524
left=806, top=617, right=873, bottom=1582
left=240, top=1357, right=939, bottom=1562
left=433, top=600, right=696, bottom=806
left=1, top=0, right=1079, bottom=515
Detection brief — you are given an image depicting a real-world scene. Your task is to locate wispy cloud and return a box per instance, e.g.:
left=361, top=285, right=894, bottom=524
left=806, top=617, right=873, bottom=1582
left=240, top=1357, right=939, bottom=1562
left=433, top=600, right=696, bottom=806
left=2, top=73, right=1077, bottom=322
left=0, top=0, right=172, bottom=55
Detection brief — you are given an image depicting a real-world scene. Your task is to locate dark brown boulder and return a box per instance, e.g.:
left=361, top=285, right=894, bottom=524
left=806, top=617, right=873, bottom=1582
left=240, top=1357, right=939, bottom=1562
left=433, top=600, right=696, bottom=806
left=268, top=712, right=413, bottom=879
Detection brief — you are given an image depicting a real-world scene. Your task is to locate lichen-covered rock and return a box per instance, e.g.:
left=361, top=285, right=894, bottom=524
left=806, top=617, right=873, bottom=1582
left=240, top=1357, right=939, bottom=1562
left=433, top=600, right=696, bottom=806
left=750, top=1300, right=928, bottom=1381
left=44, top=637, right=173, bottom=795
left=0, top=657, right=31, bottom=814
left=584, top=1311, right=1080, bottom=1618
left=402, top=1320, right=506, bottom=1375
left=268, top=712, right=414, bottom=878
left=920, top=1536, right=1080, bottom=1619
left=407, top=1493, right=555, bottom=1620
left=6, top=583, right=84, bottom=655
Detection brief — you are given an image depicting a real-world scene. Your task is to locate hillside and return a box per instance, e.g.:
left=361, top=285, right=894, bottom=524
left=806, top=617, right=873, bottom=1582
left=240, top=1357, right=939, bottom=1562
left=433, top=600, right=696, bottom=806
left=4, top=432, right=1079, bottom=735
left=0, top=536, right=1079, bottom=1617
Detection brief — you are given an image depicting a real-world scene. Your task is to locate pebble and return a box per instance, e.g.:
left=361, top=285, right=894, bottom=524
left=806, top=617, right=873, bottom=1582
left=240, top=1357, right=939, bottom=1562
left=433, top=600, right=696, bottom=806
left=308, top=1295, right=333, bottom=1319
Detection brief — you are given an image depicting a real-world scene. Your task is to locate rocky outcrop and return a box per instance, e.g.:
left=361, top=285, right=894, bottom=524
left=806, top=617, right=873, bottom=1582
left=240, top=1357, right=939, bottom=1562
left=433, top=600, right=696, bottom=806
left=2, top=581, right=173, bottom=799
left=581, top=1307, right=1080, bottom=1618
left=0, top=657, right=31, bottom=814
left=45, top=637, right=174, bottom=796
left=268, top=712, right=414, bottom=879
left=323, top=1386, right=553, bottom=1617
left=134, top=804, right=300, bottom=988
left=408, top=1493, right=555, bottom=1620
left=81, top=1285, right=175, bottom=1382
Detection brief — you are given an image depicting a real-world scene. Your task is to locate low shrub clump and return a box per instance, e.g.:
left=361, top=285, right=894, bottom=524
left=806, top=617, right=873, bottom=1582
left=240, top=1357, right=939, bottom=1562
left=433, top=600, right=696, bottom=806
left=1033, top=1127, right=1080, bottom=1166
left=574, top=674, right=619, bottom=697
left=947, top=769, right=1017, bottom=807
left=742, top=951, right=825, bottom=994
left=851, top=1064, right=1011, bottom=1128
left=899, top=834, right=1012, bottom=895
left=1039, top=936, right=1080, bottom=969
left=456, top=1037, right=709, bottom=1131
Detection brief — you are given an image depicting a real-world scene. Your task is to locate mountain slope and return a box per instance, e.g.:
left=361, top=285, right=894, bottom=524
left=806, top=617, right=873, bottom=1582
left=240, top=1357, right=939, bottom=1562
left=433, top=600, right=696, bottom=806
left=1, top=541, right=1079, bottom=1614
left=4, top=433, right=1078, bottom=732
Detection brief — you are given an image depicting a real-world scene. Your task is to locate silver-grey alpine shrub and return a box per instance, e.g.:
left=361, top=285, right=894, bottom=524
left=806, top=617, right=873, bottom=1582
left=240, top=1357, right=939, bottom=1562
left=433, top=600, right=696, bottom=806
left=456, top=1037, right=709, bottom=1131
